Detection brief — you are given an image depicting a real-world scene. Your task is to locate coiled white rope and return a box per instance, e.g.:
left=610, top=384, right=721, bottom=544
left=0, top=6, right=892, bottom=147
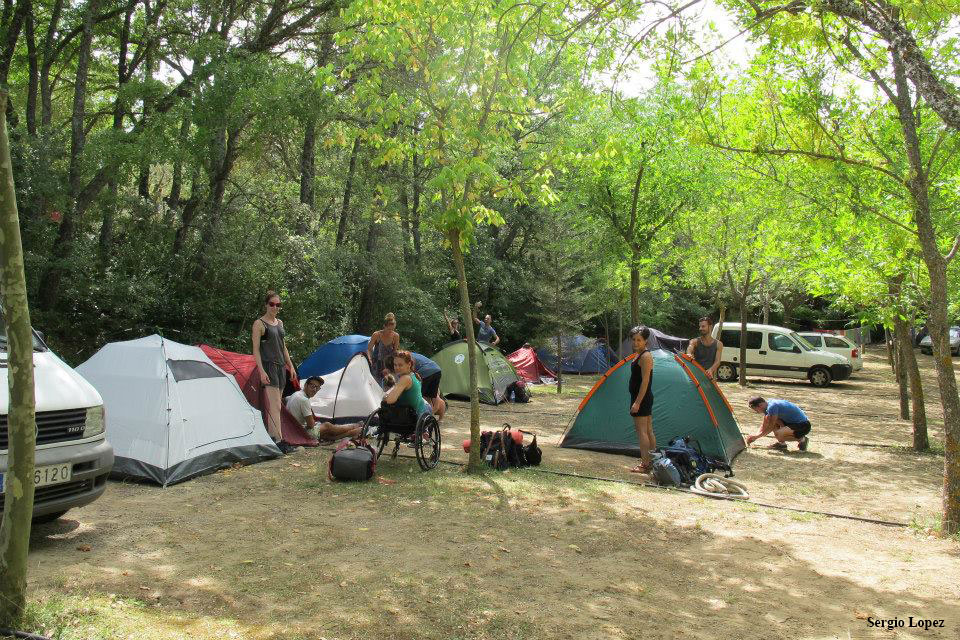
left=690, top=473, right=750, bottom=500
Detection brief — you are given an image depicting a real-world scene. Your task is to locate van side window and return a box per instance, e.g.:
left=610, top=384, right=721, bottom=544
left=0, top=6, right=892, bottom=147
left=720, top=330, right=762, bottom=349
left=804, top=335, right=823, bottom=347
left=825, top=336, right=848, bottom=348
left=770, top=334, right=798, bottom=352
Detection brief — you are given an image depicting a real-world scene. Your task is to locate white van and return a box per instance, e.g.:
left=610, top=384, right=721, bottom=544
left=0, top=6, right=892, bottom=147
left=0, top=321, right=113, bottom=522
left=711, top=322, right=852, bottom=387
left=797, top=332, right=863, bottom=371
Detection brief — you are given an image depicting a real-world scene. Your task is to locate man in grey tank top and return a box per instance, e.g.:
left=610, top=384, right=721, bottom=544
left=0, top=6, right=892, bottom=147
left=687, top=317, right=723, bottom=378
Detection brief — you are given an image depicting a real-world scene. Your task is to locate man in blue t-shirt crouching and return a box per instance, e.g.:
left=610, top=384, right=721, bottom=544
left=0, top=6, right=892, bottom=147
left=746, top=396, right=811, bottom=451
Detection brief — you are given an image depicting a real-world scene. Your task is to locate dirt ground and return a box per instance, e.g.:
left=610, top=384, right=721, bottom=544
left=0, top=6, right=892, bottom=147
left=21, top=348, right=960, bottom=640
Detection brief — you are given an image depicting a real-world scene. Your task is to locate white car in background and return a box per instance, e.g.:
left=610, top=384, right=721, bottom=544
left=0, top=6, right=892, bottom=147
left=919, top=327, right=960, bottom=356
left=798, top=332, right=863, bottom=371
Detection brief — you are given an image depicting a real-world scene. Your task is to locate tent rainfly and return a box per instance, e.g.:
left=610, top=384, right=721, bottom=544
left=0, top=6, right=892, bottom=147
left=199, top=344, right=318, bottom=447
left=507, top=344, right=556, bottom=384
left=298, top=335, right=370, bottom=378
left=618, top=328, right=690, bottom=359
left=431, top=340, right=519, bottom=405
left=309, top=351, right=384, bottom=423
left=77, top=335, right=280, bottom=486
left=536, top=335, right=617, bottom=374
left=560, top=351, right=745, bottom=463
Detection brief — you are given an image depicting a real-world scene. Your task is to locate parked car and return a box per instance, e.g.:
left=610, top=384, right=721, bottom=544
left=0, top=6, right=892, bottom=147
left=919, top=327, right=960, bottom=355
left=797, top=332, right=863, bottom=371
left=711, top=322, right=852, bottom=387
left=0, top=316, right=113, bottom=523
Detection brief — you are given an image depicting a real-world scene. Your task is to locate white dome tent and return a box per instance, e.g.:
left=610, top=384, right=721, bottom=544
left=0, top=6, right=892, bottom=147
left=309, top=351, right=384, bottom=423
left=77, top=335, right=281, bottom=486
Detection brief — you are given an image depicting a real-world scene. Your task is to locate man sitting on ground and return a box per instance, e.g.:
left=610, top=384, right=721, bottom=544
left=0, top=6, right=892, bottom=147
left=746, top=396, right=811, bottom=451
left=285, top=376, right=362, bottom=441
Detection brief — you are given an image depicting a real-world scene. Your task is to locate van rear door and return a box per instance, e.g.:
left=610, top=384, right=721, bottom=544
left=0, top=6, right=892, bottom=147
left=719, top=328, right=764, bottom=377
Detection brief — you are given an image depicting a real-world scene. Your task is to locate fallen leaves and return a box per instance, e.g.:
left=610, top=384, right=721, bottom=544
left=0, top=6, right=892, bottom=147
left=377, top=476, right=397, bottom=485
left=76, top=544, right=92, bottom=552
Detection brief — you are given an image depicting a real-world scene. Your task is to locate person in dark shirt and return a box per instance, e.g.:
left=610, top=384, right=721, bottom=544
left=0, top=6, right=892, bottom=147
left=444, top=311, right=462, bottom=342
left=628, top=326, right=655, bottom=474
left=687, top=317, right=723, bottom=378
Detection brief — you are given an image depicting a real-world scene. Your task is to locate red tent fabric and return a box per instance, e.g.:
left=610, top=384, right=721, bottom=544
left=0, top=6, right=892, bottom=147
left=507, top=345, right=556, bottom=384
left=199, top=344, right=318, bottom=447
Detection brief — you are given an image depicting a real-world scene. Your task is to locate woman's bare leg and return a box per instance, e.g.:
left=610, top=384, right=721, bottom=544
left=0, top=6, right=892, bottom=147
left=264, top=385, right=283, bottom=441
left=643, top=417, right=656, bottom=463
left=631, top=415, right=651, bottom=472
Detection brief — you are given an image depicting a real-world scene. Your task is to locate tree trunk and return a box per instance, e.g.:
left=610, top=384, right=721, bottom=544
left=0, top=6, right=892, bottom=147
left=556, top=332, right=563, bottom=394
left=717, top=302, right=726, bottom=327
left=299, top=117, right=316, bottom=210
left=24, top=0, right=37, bottom=136
left=399, top=161, right=412, bottom=266
left=411, top=151, right=422, bottom=264
left=168, top=115, right=190, bottom=210
left=355, top=208, right=380, bottom=332
left=738, top=296, right=748, bottom=387
left=630, top=250, right=640, bottom=327
left=448, top=228, right=481, bottom=471
left=884, top=326, right=894, bottom=371
left=336, top=136, right=360, bottom=247
left=39, top=0, right=64, bottom=128
left=37, top=0, right=99, bottom=312
left=0, top=89, right=38, bottom=628
left=894, top=314, right=928, bottom=450
left=889, top=44, right=960, bottom=533
left=0, top=0, right=29, bottom=86
left=893, top=321, right=910, bottom=420
left=762, top=284, right=770, bottom=325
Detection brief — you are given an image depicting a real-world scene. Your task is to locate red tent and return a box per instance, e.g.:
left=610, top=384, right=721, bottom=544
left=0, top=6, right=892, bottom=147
left=199, top=344, right=318, bottom=447
left=507, top=344, right=556, bottom=384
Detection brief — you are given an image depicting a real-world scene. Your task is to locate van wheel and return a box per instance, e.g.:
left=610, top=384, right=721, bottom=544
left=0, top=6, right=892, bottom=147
left=716, top=363, right=736, bottom=382
left=809, top=367, right=832, bottom=388
left=32, top=510, right=68, bottom=524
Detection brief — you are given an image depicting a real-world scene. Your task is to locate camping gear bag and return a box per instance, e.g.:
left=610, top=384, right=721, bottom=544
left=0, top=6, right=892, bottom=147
left=328, top=438, right=377, bottom=481
left=651, top=455, right=683, bottom=487
left=477, top=425, right=541, bottom=470
left=665, top=436, right=733, bottom=478
left=507, top=380, right=530, bottom=403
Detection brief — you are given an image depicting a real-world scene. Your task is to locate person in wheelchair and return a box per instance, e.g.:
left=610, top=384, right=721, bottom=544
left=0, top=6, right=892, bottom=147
left=382, top=351, right=432, bottom=417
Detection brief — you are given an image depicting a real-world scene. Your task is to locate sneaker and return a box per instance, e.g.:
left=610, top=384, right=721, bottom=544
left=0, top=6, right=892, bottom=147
left=798, top=437, right=809, bottom=451
left=278, top=441, right=303, bottom=455
left=768, top=442, right=788, bottom=451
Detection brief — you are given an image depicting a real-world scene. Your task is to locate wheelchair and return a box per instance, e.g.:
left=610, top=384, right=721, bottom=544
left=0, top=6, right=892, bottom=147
left=361, top=401, right=441, bottom=470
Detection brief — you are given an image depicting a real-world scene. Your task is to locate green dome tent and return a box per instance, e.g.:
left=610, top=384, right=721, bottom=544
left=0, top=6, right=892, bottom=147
left=560, top=351, right=745, bottom=463
left=432, top=340, right=519, bottom=405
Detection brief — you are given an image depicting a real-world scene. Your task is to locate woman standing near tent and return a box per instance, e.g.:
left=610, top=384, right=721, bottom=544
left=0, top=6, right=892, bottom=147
left=252, top=291, right=299, bottom=453
left=628, top=326, right=656, bottom=474
left=368, top=312, right=400, bottom=386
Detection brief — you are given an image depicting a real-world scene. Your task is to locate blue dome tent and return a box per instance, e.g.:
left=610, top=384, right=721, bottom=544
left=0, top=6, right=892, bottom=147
left=536, top=335, right=618, bottom=375
left=298, top=335, right=370, bottom=378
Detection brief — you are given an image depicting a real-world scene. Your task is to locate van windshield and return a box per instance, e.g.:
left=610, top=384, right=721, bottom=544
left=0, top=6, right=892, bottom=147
left=791, top=333, right=816, bottom=351
left=0, top=313, right=45, bottom=351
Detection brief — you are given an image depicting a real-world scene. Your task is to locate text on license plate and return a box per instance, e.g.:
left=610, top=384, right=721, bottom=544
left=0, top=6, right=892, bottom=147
left=1, top=463, right=72, bottom=492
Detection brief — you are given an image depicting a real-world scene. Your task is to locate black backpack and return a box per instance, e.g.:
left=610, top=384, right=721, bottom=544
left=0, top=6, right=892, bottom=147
left=658, top=436, right=733, bottom=486
left=508, top=381, right=531, bottom=403
left=478, top=425, right=541, bottom=470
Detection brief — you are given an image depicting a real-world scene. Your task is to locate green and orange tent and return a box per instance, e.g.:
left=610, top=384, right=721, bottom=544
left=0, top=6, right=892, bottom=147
left=559, top=350, right=745, bottom=463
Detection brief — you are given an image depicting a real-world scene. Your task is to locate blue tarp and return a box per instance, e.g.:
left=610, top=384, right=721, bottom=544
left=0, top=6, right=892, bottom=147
left=298, top=335, right=370, bottom=378
left=536, top=335, right=618, bottom=374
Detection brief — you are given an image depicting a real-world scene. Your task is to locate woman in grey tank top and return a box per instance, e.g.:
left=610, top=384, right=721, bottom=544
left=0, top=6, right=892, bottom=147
left=252, top=291, right=296, bottom=447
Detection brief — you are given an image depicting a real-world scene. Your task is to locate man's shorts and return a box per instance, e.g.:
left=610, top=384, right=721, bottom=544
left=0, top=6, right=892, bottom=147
left=421, top=372, right=441, bottom=399
left=785, top=420, right=811, bottom=439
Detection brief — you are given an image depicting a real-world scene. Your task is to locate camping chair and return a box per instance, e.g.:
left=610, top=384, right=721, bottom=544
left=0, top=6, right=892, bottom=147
left=361, top=401, right=442, bottom=471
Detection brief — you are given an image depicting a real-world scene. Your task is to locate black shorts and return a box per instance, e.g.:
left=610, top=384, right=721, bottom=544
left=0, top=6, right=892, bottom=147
left=630, top=391, right=653, bottom=417
left=785, top=421, right=811, bottom=439
left=421, top=372, right=441, bottom=399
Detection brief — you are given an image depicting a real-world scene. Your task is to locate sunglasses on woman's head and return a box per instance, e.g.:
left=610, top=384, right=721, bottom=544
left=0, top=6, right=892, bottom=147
left=268, top=302, right=282, bottom=308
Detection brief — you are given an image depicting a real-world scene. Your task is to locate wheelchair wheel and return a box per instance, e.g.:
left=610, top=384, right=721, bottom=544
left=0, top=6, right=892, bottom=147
left=362, top=409, right=389, bottom=457
left=414, top=413, right=441, bottom=471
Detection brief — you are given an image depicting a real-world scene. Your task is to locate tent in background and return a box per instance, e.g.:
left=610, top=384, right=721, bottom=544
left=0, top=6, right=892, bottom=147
left=560, top=351, right=744, bottom=463
left=618, top=328, right=690, bottom=359
left=299, top=335, right=370, bottom=378
left=309, top=351, right=383, bottom=422
left=199, top=344, right=318, bottom=447
left=78, top=335, right=280, bottom=486
left=536, top=335, right=617, bottom=374
left=432, top=340, right=519, bottom=405
left=507, top=344, right=556, bottom=383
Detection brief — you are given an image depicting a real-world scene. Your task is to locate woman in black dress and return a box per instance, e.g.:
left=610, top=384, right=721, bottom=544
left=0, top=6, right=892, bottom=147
left=628, top=326, right=656, bottom=474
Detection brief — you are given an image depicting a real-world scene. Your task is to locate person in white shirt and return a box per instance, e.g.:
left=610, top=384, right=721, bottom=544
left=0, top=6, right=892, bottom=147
left=286, top=376, right=361, bottom=440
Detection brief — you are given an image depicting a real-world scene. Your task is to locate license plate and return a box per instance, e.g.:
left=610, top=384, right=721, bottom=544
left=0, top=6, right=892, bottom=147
left=1, top=463, right=72, bottom=492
